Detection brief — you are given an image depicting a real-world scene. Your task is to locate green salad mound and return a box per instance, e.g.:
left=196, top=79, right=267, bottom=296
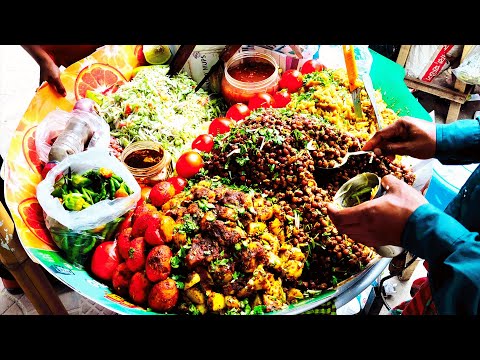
left=95, top=65, right=226, bottom=161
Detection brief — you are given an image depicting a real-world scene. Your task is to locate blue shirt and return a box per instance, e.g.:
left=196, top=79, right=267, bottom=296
left=402, top=118, right=480, bottom=315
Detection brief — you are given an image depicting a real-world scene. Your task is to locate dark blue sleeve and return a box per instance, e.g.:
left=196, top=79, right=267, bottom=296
left=435, top=118, right=480, bottom=165
left=402, top=203, right=480, bottom=314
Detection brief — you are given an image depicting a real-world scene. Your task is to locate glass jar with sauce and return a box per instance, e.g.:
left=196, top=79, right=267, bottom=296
left=220, top=51, right=280, bottom=106
left=121, top=141, right=173, bottom=186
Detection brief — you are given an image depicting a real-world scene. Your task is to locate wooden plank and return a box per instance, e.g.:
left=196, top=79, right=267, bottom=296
left=446, top=102, right=462, bottom=124
left=0, top=202, right=68, bottom=315
left=404, top=76, right=468, bottom=104
left=396, top=45, right=411, bottom=67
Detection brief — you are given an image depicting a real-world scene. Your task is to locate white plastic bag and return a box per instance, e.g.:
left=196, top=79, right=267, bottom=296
left=404, top=45, right=459, bottom=82
left=36, top=148, right=141, bottom=266
left=35, top=108, right=111, bottom=164
left=452, top=45, right=480, bottom=85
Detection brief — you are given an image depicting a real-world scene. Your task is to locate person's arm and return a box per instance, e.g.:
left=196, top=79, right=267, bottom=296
left=435, top=118, right=480, bottom=165
left=21, top=45, right=66, bottom=97
left=403, top=203, right=480, bottom=314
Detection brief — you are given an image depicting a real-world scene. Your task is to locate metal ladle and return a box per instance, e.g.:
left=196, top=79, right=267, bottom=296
left=317, top=150, right=374, bottom=169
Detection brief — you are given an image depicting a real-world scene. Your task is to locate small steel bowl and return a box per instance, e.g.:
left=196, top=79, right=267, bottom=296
left=333, top=172, right=382, bottom=208
left=333, top=172, right=404, bottom=258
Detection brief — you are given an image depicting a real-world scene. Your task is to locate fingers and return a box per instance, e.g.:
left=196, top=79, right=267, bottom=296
left=381, top=174, right=408, bottom=195
left=362, top=120, right=407, bottom=151
left=326, top=201, right=366, bottom=227
left=52, top=78, right=67, bottom=97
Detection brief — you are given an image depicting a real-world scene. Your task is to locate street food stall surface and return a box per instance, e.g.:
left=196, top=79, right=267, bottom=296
left=0, top=45, right=468, bottom=315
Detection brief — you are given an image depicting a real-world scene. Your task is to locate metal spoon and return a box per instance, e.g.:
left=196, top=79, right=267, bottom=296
left=318, top=150, right=374, bottom=169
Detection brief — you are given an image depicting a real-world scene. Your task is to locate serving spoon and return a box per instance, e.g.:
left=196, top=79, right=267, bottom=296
left=317, top=150, right=374, bottom=169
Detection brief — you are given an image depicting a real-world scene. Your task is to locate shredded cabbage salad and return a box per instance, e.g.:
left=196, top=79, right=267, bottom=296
left=96, top=65, right=226, bottom=161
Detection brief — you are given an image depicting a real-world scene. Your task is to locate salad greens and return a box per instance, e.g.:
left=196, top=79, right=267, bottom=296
left=95, top=65, right=226, bottom=161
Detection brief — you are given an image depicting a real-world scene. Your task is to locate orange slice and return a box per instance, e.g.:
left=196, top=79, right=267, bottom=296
left=22, top=126, right=43, bottom=174
left=74, top=62, right=127, bottom=100
left=18, top=197, right=55, bottom=247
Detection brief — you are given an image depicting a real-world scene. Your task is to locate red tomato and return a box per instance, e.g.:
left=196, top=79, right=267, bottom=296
left=226, top=103, right=251, bottom=121
left=149, top=181, right=176, bottom=207
left=272, top=90, right=291, bottom=108
left=192, top=133, right=214, bottom=153
left=166, top=176, right=188, bottom=194
left=175, top=151, right=204, bottom=179
left=278, top=69, right=303, bottom=93
left=90, top=241, right=120, bottom=282
left=248, top=92, right=275, bottom=110
left=301, top=59, right=326, bottom=74
left=208, top=117, right=234, bottom=136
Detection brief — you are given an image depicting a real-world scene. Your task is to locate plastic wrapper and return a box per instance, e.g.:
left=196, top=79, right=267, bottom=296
left=452, top=45, right=480, bottom=85
left=35, top=108, right=111, bottom=164
left=36, top=148, right=141, bottom=266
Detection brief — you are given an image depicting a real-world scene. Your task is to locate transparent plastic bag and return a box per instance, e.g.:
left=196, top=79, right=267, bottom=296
left=35, top=108, right=111, bottom=164
left=36, top=148, right=141, bottom=267
left=452, top=45, right=480, bottom=85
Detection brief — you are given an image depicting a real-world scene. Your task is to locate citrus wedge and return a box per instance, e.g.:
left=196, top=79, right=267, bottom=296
left=74, top=63, right=127, bottom=100
left=143, top=45, right=172, bottom=65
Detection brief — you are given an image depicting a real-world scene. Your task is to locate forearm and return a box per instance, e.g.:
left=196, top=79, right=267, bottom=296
left=435, top=118, right=480, bottom=164
left=402, top=203, right=480, bottom=314
left=21, top=45, right=55, bottom=68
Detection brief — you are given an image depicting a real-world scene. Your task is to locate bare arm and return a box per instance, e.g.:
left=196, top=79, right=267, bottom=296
left=21, top=45, right=66, bottom=97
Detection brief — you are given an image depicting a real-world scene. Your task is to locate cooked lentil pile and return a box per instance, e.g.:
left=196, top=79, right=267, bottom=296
left=200, top=107, right=415, bottom=292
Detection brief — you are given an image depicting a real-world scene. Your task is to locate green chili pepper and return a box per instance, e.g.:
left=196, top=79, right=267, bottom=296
left=109, top=178, right=116, bottom=199
left=80, top=235, right=97, bottom=254
left=81, top=187, right=93, bottom=204
left=99, top=182, right=107, bottom=200
left=72, top=174, right=92, bottom=188
left=111, top=178, right=122, bottom=190
left=62, top=193, right=87, bottom=211
left=111, top=173, right=123, bottom=183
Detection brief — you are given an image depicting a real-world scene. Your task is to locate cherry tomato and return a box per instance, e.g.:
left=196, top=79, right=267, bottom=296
left=166, top=176, right=188, bottom=194
left=272, top=90, right=291, bottom=108
left=175, top=150, right=204, bottom=178
left=301, top=59, right=326, bottom=74
left=278, top=69, right=303, bottom=93
left=248, top=92, right=275, bottom=110
left=208, top=117, right=234, bottom=136
left=226, top=103, right=251, bottom=121
left=90, top=241, right=120, bottom=282
left=192, top=133, right=214, bottom=153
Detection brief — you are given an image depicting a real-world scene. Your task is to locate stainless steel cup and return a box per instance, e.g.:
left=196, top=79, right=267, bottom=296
left=333, top=172, right=404, bottom=258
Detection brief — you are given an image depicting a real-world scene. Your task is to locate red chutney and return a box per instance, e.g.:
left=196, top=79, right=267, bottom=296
left=221, top=52, right=280, bottom=106
left=228, top=61, right=275, bottom=82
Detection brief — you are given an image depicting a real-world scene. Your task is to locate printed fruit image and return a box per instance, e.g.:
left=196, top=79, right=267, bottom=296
left=143, top=45, right=172, bottom=65
left=74, top=63, right=127, bottom=100
left=18, top=198, right=55, bottom=247
left=22, top=126, right=43, bottom=174
left=134, top=45, right=148, bottom=66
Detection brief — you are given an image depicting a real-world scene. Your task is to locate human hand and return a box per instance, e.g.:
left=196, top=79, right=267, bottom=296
left=363, top=116, right=436, bottom=160
left=39, top=58, right=66, bottom=97
left=326, top=174, right=428, bottom=249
